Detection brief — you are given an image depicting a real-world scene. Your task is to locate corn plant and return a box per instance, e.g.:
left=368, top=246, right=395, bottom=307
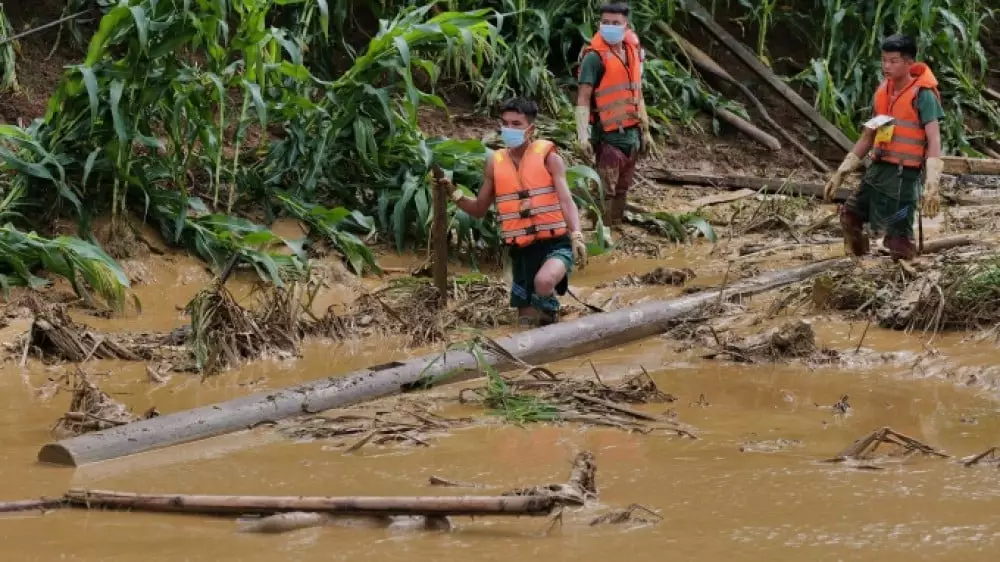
left=761, top=0, right=1000, bottom=153
left=0, top=4, right=16, bottom=92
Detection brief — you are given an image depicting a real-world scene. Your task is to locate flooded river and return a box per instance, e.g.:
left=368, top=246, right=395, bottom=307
left=1, top=244, right=999, bottom=561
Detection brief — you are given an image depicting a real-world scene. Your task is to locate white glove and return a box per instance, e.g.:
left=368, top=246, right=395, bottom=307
left=575, top=106, right=594, bottom=160
left=823, top=152, right=863, bottom=201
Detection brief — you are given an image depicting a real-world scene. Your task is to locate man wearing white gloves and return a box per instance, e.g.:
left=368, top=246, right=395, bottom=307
left=824, top=34, right=944, bottom=260
left=575, top=2, right=654, bottom=227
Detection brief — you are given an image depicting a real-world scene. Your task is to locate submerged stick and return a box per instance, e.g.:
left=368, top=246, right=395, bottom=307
left=38, top=259, right=849, bottom=466
left=63, top=489, right=554, bottom=517
left=0, top=498, right=65, bottom=513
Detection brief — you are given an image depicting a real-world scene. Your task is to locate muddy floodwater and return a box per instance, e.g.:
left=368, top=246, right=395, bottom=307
left=2, top=239, right=1000, bottom=562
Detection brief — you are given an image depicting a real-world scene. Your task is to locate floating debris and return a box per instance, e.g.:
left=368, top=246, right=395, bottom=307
left=597, top=267, right=696, bottom=289
left=279, top=408, right=472, bottom=452
left=963, top=447, right=1000, bottom=468
left=51, top=370, right=158, bottom=438
left=703, top=319, right=837, bottom=363
left=589, top=504, right=663, bottom=526
left=826, top=426, right=949, bottom=467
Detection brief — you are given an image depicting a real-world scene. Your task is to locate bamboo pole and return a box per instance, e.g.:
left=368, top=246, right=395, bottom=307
left=659, top=22, right=831, bottom=173
left=682, top=0, right=854, bottom=154
left=712, top=106, right=782, bottom=150
left=63, top=489, right=554, bottom=517
left=0, top=498, right=65, bottom=513
left=38, top=259, right=850, bottom=466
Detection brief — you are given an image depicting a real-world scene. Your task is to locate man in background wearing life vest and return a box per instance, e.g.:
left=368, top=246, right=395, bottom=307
left=575, top=2, right=654, bottom=227
left=823, top=34, right=944, bottom=261
left=436, top=98, right=587, bottom=328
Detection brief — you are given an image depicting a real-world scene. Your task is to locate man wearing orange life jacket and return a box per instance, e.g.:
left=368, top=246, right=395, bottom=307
left=435, top=98, right=587, bottom=327
left=575, top=2, right=654, bottom=227
left=823, top=34, right=944, bottom=261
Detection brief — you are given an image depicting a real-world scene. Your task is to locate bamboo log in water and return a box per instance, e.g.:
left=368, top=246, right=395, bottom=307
left=0, top=498, right=65, bottom=513
left=63, top=489, right=554, bottom=517
left=38, top=259, right=850, bottom=466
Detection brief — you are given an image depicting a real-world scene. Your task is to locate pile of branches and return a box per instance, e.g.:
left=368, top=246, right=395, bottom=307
left=312, top=275, right=514, bottom=347
left=459, top=353, right=696, bottom=437
left=278, top=408, right=473, bottom=452
left=17, top=296, right=188, bottom=366
left=804, top=248, right=1000, bottom=332
left=50, top=369, right=158, bottom=438
left=703, top=319, right=838, bottom=364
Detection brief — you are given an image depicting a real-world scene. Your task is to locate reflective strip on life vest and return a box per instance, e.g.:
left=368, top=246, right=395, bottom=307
left=497, top=203, right=563, bottom=222
left=504, top=221, right=568, bottom=239
left=495, top=185, right=556, bottom=203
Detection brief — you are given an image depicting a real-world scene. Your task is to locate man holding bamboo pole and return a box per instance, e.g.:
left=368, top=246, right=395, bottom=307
left=823, top=34, right=944, bottom=260
left=436, top=98, right=587, bottom=328
left=575, top=2, right=654, bottom=227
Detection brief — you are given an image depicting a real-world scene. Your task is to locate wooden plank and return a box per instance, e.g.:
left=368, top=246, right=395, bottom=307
left=942, top=156, right=1000, bottom=176
left=691, top=188, right=757, bottom=208
left=682, top=0, right=854, bottom=154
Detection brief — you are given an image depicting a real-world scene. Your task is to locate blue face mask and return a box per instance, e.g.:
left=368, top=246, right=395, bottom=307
left=599, top=23, right=625, bottom=45
left=500, top=127, right=527, bottom=148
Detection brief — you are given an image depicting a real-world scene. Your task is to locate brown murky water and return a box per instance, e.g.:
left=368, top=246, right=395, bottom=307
left=2, top=242, right=1000, bottom=561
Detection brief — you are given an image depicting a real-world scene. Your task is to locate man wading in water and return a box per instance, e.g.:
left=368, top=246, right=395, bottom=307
left=575, top=2, right=654, bottom=228
left=436, top=98, right=587, bottom=327
left=823, top=34, right=944, bottom=260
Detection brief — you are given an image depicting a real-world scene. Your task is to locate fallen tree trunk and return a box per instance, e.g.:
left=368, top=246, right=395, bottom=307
left=712, top=106, right=782, bottom=150
left=38, top=259, right=851, bottom=466
left=63, top=489, right=553, bottom=516
left=660, top=22, right=830, bottom=173
left=682, top=0, right=854, bottom=154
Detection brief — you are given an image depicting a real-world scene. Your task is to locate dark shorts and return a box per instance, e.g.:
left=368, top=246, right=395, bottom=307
left=508, top=236, right=574, bottom=312
left=843, top=184, right=917, bottom=239
left=595, top=143, right=638, bottom=198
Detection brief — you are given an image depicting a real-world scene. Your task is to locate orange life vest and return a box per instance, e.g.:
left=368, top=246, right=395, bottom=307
left=870, top=62, right=941, bottom=169
left=578, top=31, right=642, bottom=132
left=492, top=140, right=568, bottom=247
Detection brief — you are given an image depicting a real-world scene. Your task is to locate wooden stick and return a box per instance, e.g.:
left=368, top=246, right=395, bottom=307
left=430, top=165, right=448, bottom=304
left=63, top=489, right=554, bottom=517
left=661, top=22, right=831, bottom=173
left=0, top=498, right=65, bottom=513
left=682, top=0, right=854, bottom=154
